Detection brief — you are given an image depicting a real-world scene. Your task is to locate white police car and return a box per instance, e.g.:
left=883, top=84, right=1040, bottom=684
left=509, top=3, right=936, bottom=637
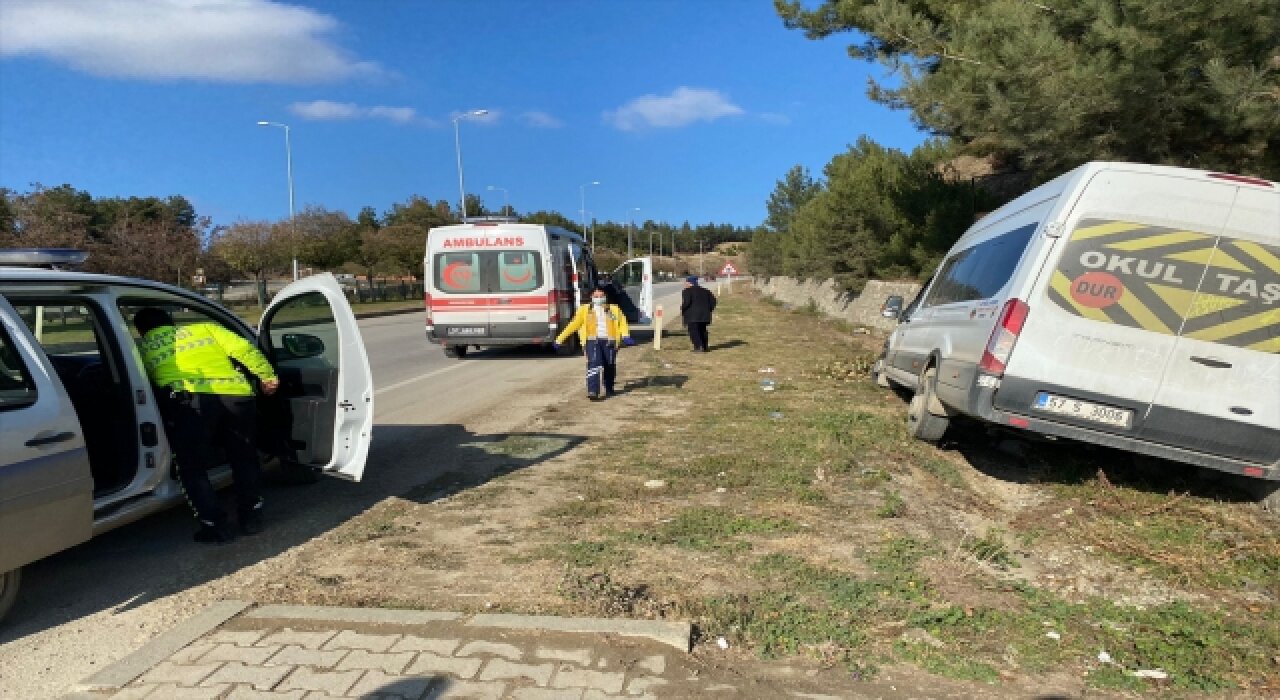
left=0, top=249, right=374, bottom=622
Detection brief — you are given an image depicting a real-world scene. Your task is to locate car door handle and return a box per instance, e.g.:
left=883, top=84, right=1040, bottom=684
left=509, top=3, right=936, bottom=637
left=1190, top=356, right=1232, bottom=369
left=25, top=431, right=76, bottom=447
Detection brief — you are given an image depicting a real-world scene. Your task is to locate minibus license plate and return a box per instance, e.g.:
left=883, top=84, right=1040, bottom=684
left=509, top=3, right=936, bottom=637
left=1034, top=393, right=1131, bottom=428
left=448, top=327, right=486, bottom=336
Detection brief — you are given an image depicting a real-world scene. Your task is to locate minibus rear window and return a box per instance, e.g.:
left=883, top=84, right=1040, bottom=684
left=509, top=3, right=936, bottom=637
left=927, top=223, right=1037, bottom=306
left=433, top=251, right=542, bottom=294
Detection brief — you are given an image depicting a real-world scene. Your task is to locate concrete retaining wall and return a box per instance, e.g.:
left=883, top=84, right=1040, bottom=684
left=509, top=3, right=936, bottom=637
left=752, top=277, right=921, bottom=330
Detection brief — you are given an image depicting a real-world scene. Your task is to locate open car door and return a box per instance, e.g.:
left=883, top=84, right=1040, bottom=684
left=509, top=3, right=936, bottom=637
left=259, top=274, right=374, bottom=481
left=609, top=257, right=654, bottom=324
left=0, top=295, right=93, bottom=593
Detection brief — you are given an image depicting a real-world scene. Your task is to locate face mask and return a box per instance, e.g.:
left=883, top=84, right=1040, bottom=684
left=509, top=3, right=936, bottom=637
left=591, top=297, right=606, bottom=305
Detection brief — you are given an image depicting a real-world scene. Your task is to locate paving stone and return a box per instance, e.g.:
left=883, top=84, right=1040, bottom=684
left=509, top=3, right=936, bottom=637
left=207, top=629, right=267, bottom=646
left=336, top=649, right=415, bottom=674
left=347, top=669, right=434, bottom=698
left=267, top=645, right=350, bottom=669
left=169, top=641, right=217, bottom=664
left=477, top=658, right=554, bottom=686
left=626, top=676, right=669, bottom=696
left=550, top=667, right=624, bottom=694
left=137, top=660, right=223, bottom=686
left=456, top=640, right=523, bottom=660
left=322, top=630, right=400, bottom=652
left=533, top=647, right=593, bottom=666
left=588, top=692, right=654, bottom=700
left=405, top=651, right=483, bottom=680
left=633, top=655, right=666, bottom=675
left=390, top=636, right=461, bottom=656
left=202, top=643, right=282, bottom=665
left=225, top=687, right=308, bottom=699
left=510, top=688, right=583, bottom=700
left=203, top=662, right=292, bottom=690
left=277, top=667, right=364, bottom=695
left=109, top=685, right=159, bottom=700
left=115, top=683, right=230, bottom=699
left=259, top=628, right=339, bottom=650
left=426, top=679, right=507, bottom=700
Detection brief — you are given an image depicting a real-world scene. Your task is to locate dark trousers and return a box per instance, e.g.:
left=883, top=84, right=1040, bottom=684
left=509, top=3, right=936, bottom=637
left=160, top=392, right=262, bottom=527
left=687, top=322, right=710, bottom=351
left=584, top=339, right=617, bottom=396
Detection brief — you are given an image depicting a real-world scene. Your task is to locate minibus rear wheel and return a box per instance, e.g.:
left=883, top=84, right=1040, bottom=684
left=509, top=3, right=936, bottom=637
left=907, top=368, right=949, bottom=442
left=444, top=345, right=468, bottom=359
left=0, top=568, right=20, bottom=624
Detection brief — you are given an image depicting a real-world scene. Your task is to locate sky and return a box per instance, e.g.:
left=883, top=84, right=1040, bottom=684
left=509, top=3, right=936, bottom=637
left=0, top=0, right=927, bottom=230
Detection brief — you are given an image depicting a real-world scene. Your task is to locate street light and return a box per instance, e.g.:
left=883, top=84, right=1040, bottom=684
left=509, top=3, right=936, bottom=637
left=486, top=185, right=509, bottom=217
left=256, top=120, right=297, bottom=280
left=453, top=109, right=489, bottom=220
left=579, top=181, right=600, bottom=250
left=627, top=208, right=641, bottom=257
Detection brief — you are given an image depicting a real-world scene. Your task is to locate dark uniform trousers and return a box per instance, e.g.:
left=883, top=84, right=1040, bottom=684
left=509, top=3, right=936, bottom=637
left=160, top=391, right=262, bottom=527
left=584, top=339, right=618, bottom=396
left=687, top=322, right=710, bottom=351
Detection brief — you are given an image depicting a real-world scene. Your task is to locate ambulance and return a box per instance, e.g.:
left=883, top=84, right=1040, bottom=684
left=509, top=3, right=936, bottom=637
left=424, top=220, right=653, bottom=358
left=872, top=162, right=1279, bottom=504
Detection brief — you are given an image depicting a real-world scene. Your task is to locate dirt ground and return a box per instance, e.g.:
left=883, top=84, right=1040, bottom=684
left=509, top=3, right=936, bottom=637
left=232, top=287, right=1280, bottom=698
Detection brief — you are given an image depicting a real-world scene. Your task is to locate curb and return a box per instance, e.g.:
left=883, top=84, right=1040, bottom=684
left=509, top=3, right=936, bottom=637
left=69, top=600, right=250, bottom=696
left=70, top=601, right=693, bottom=695
left=353, top=306, right=422, bottom=320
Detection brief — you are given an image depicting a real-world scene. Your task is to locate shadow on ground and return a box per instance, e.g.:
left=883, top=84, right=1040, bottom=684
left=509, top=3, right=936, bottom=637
left=0, top=423, right=584, bottom=643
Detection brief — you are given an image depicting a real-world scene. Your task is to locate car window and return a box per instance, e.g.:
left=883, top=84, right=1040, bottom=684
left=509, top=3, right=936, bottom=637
left=0, top=321, right=38, bottom=411
left=117, top=297, right=245, bottom=343
left=262, top=291, right=339, bottom=369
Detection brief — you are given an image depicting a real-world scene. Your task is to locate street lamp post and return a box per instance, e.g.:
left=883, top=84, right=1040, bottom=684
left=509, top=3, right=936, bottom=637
left=453, top=109, right=489, bottom=220
left=579, top=181, right=600, bottom=250
left=256, top=120, right=297, bottom=280
left=486, top=185, right=509, bottom=216
left=627, top=207, right=640, bottom=257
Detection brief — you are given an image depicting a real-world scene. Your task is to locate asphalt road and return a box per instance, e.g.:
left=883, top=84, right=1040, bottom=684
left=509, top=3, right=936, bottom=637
left=0, top=281, right=686, bottom=699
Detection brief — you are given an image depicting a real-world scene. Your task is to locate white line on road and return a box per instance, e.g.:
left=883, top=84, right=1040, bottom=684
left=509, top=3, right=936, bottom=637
left=375, top=363, right=465, bottom=396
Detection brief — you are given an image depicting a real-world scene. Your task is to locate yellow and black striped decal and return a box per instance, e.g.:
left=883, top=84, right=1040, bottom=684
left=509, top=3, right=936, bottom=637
left=1047, top=219, right=1280, bottom=353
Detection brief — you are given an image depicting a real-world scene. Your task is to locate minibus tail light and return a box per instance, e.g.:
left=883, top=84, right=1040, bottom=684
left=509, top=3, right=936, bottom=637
left=548, top=294, right=559, bottom=324
left=424, top=292, right=433, bottom=329
left=979, top=299, right=1029, bottom=376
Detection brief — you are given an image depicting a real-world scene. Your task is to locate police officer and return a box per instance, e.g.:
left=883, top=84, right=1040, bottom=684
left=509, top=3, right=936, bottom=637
left=133, top=308, right=279, bottom=543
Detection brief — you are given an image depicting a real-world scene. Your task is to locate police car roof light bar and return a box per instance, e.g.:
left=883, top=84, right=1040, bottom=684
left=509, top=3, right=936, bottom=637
left=0, top=248, right=90, bottom=269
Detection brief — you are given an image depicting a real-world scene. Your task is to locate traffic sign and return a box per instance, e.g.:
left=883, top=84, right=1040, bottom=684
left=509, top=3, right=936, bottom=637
left=720, top=262, right=738, bottom=276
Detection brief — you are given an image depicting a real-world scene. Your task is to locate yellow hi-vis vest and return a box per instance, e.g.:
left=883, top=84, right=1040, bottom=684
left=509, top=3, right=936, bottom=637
left=556, top=304, right=631, bottom=345
left=139, top=322, right=277, bottom=396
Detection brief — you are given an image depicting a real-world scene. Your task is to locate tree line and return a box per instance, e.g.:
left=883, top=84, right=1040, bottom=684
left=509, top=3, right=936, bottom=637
left=0, top=185, right=756, bottom=292
left=754, top=0, right=1278, bottom=292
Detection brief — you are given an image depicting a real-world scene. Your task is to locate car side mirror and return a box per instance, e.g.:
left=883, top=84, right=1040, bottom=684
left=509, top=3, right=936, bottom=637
left=880, top=295, right=904, bottom=318
left=281, top=333, right=324, bottom=358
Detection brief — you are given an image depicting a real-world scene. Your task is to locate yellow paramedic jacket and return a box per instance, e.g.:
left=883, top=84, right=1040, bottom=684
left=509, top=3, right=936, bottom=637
left=556, top=304, right=631, bottom=345
left=139, top=322, right=277, bottom=396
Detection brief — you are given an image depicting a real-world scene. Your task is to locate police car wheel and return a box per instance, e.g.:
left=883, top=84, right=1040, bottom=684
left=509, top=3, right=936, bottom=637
left=0, top=568, right=20, bottom=623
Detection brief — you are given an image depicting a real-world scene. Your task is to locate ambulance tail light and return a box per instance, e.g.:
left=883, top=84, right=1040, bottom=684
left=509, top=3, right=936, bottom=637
left=548, top=294, right=560, bottom=324
left=979, top=299, right=1030, bottom=376
left=424, top=292, right=434, bottom=330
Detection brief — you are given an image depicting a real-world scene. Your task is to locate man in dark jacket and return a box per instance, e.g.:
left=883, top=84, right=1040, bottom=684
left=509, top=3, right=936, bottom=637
left=680, top=276, right=717, bottom=352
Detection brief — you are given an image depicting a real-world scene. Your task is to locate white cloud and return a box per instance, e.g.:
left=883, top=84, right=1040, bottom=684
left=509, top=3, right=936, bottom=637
left=604, top=87, right=744, bottom=131
left=289, top=100, right=427, bottom=125
left=521, top=111, right=563, bottom=128
left=0, top=0, right=379, bottom=83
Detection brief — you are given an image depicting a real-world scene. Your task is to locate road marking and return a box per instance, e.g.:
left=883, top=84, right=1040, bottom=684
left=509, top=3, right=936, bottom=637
left=375, top=363, right=465, bottom=396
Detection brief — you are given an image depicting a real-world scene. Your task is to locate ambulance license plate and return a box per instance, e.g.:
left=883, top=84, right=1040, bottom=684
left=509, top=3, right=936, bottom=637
left=447, top=326, right=486, bottom=336
left=1034, top=392, right=1132, bottom=428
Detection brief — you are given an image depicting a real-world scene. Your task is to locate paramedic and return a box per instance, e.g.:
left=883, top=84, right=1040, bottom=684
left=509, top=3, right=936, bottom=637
left=133, top=307, right=279, bottom=544
left=554, top=287, right=634, bottom=400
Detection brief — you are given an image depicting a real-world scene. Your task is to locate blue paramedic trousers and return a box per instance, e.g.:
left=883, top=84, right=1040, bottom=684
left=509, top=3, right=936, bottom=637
left=584, top=339, right=617, bottom=396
